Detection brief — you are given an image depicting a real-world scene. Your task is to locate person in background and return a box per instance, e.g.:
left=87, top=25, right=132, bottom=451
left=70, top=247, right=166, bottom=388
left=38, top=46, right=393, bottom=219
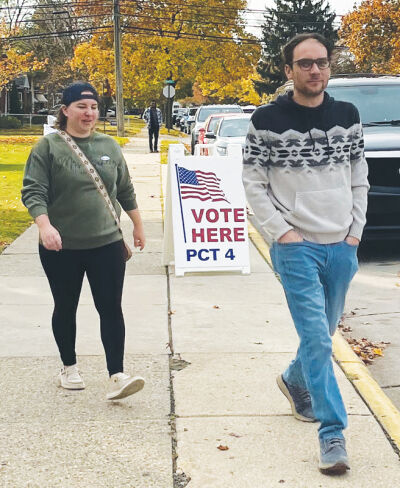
left=143, top=100, right=162, bottom=153
left=22, top=81, right=146, bottom=401
left=242, top=33, right=369, bottom=475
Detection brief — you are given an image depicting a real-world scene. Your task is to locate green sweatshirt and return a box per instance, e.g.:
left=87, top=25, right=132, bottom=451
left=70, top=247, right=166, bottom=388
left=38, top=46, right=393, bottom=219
left=22, top=131, right=137, bottom=250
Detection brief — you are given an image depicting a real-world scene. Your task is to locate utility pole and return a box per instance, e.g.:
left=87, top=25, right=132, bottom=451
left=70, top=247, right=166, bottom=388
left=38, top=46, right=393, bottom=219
left=113, top=0, right=124, bottom=136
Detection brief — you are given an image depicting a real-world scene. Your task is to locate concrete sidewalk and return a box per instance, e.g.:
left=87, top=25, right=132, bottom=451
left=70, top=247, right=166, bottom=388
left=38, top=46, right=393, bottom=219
left=0, top=130, right=399, bottom=487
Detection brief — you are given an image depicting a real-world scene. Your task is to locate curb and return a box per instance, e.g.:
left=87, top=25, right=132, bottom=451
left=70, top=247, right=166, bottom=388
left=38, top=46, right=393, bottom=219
left=247, top=221, right=400, bottom=454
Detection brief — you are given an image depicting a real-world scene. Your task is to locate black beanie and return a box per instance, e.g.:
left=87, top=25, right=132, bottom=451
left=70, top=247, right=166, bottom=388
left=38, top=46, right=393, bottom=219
left=61, top=81, right=99, bottom=106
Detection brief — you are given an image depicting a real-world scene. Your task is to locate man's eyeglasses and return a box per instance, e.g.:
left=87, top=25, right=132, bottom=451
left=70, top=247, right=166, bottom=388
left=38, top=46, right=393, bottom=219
left=292, top=58, right=331, bottom=71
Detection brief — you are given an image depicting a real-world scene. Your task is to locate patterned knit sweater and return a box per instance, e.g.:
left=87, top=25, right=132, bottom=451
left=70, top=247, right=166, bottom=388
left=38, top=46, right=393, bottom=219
left=242, top=91, right=370, bottom=244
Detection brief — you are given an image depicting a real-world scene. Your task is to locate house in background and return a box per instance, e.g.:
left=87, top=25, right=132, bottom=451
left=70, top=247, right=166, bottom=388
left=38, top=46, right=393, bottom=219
left=0, top=74, right=51, bottom=114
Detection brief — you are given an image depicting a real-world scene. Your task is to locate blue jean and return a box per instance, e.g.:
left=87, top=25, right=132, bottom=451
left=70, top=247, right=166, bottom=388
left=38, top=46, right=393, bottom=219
left=270, top=240, right=359, bottom=440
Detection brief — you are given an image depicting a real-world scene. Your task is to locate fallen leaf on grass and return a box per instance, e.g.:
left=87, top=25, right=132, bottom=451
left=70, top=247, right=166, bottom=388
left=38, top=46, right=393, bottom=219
left=217, top=445, right=229, bottom=451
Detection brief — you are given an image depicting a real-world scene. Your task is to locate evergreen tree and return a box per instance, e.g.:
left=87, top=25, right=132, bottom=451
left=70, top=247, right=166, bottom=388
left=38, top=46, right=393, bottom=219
left=256, top=0, right=338, bottom=95
left=9, top=81, right=22, bottom=114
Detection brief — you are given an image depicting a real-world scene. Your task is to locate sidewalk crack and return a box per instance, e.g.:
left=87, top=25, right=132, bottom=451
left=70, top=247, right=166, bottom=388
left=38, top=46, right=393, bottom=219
left=166, top=265, right=191, bottom=487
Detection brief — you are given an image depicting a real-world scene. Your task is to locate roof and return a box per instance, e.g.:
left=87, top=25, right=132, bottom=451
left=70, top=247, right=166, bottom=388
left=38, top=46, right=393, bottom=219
left=328, top=76, right=400, bottom=86
left=218, top=113, right=251, bottom=121
left=198, top=104, right=241, bottom=108
left=14, top=75, right=30, bottom=89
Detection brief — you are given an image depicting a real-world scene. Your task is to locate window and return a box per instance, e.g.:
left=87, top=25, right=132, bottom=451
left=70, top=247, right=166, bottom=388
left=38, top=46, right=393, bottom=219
left=219, top=118, right=250, bottom=137
left=198, top=106, right=242, bottom=122
left=326, top=84, right=400, bottom=123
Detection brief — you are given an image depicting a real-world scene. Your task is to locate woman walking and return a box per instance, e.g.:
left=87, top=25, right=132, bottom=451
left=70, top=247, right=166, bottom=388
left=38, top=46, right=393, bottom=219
left=22, top=81, right=146, bottom=400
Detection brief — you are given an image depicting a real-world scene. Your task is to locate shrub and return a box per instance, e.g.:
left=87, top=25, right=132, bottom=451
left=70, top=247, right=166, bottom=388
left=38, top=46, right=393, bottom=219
left=0, top=116, right=22, bottom=129
left=31, top=116, right=46, bottom=125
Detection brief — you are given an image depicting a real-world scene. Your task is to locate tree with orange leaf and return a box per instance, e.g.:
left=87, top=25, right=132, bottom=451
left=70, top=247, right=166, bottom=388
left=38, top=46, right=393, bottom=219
left=70, top=0, right=261, bottom=105
left=0, top=21, right=47, bottom=90
left=340, top=0, right=400, bottom=73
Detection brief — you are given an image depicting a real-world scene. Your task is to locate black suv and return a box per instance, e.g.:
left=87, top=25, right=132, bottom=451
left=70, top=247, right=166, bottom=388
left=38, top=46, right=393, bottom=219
left=326, top=76, right=400, bottom=240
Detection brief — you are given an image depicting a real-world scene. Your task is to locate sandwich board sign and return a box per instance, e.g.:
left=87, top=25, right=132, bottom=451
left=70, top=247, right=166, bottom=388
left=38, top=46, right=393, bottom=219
left=162, top=143, right=250, bottom=276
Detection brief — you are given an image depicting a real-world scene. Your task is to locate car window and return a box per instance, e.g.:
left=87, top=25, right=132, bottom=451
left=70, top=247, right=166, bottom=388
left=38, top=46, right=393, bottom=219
left=218, top=118, right=250, bottom=137
left=198, top=107, right=242, bottom=122
left=326, top=84, right=400, bottom=123
left=208, top=117, right=221, bottom=132
left=189, top=108, right=198, bottom=116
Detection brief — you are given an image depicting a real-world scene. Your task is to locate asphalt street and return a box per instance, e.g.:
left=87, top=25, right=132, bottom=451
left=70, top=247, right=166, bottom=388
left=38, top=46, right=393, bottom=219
left=344, top=241, right=400, bottom=408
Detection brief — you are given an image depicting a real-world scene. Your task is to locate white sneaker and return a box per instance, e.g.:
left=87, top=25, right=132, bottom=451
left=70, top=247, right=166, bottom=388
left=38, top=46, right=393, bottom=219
left=57, top=364, right=85, bottom=390
left=107, top=372, right=145, bottom=400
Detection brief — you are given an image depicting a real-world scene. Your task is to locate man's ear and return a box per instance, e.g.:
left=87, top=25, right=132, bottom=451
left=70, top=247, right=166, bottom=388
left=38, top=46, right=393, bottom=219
left=61, top=105, right=68, bottom=116
left=284, top=64, right=293, bottom=81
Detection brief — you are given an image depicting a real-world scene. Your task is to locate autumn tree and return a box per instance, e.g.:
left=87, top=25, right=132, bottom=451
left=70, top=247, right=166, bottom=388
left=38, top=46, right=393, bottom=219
left=0, top=21, right=46, bottom=90
left=15, top=0, right=97, bottom=99
left=256, top=0, right=337, bottom=95
left=0, top=0, right=31, bottom=30
left=340, top=0, right=400, bottom=73
left=71, top=0, right=261, bottom=106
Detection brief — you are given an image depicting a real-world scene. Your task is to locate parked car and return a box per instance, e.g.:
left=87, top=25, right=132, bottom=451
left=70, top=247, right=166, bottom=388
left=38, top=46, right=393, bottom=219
left=274, top=75, right=400, bottom=240
left=326, top=75, right=400, bottom=240
left=172, top=102, right=182, bottom=125
left=241, top=105, right=257, bottom=114
left=201, top=113, right=247, bottom=145
left=207, top=114, right=251, bottom=156
left=37, top=107, right=49, bottom=115
left=37, top=104, right=61, bottom=116
left=107, top=107, right=116, bottom=117
left=191, top=104, right=243, bottom=154
left=175, top=107, right=188, bottom=129
left=183, top=107, right=198, bottom=134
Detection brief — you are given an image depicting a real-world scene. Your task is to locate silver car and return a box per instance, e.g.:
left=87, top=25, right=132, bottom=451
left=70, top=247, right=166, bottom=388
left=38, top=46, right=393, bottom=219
left=207, top=114, right=251, bottom=156
left=184, top=107, right=198, bottom=134
left=191, top=104, right=243, bottom=154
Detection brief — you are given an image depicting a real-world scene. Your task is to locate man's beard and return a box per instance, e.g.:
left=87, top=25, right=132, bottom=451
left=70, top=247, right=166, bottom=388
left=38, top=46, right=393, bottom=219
left=296, top=80, right=326, bottom=98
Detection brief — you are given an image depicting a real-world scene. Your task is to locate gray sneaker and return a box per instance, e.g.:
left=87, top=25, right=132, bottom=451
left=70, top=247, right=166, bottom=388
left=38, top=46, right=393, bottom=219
left=319, top=437, right=350, bottom=475
left=276, top=374, right=316, bottom=422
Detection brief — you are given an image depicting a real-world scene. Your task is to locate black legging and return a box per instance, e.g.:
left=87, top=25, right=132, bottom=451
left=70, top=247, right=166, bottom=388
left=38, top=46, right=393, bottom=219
left=39, top=240, right=126, bottom=376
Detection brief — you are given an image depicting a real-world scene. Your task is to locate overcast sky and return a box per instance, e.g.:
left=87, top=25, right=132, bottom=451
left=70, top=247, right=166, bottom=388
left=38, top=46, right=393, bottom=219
left=245, top=0, right=362, bottom=36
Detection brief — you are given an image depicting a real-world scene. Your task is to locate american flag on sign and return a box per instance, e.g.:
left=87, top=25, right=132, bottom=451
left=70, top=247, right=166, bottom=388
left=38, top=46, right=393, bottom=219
left=177, top=166, right=229, bottom=203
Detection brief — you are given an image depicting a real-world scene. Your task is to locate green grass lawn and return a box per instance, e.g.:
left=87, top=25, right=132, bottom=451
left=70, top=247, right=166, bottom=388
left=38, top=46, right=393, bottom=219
left=159, top=127, right=185, bottom=137
left=0, top=125, right=44, bottom=136
left=160, top=139, right=188, bottom=165
left=0, top=116, right=145, bottom=137
left=96, top=116, right=145, bottom=137
left=0, top=142, right=34, bottom=253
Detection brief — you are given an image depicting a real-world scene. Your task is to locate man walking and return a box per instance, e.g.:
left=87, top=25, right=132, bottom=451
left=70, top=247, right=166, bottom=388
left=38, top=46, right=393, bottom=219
left=243, top=33, right=369, bottom=474
left=143, top=100, right=162, bottom=153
